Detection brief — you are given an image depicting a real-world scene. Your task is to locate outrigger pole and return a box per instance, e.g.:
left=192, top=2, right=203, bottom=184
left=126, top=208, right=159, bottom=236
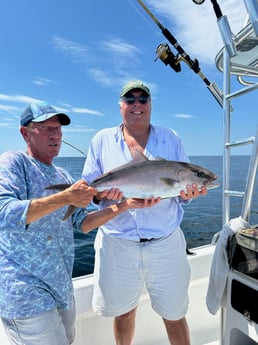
left=136, top=0, right=224, bottom=108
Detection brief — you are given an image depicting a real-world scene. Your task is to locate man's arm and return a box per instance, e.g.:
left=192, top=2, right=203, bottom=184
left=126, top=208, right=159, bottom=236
left=26, top=180, right=96, bottom=224
left=81, top=197, right=160, bottom=233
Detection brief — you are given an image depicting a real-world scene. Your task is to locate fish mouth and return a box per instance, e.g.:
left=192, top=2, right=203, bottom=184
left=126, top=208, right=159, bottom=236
left=203, top=175, right=219, bottom=189
left=207, top=182, right=220, bottom=190
left=204, top=177, right=220, bottom=189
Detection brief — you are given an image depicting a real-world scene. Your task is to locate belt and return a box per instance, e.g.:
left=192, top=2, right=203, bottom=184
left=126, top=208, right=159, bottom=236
left=140, top=238, right=154, bottom=242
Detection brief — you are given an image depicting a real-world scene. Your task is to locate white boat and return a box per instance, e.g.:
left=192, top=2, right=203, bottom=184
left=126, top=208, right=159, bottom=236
left=1, top=1, right=257, bottom=344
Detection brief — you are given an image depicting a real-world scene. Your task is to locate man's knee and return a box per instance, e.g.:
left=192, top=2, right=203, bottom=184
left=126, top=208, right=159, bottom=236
left=115, top=308, right=137, bottom=322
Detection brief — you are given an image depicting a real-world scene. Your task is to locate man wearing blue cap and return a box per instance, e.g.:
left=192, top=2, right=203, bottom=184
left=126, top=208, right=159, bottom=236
left=0, top=101, right=158, bottom=345
left=0, top=101, right=96, bottom=345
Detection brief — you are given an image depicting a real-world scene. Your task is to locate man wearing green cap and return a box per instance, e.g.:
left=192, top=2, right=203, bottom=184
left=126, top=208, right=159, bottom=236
left=83, top=80, right=208, bottom=345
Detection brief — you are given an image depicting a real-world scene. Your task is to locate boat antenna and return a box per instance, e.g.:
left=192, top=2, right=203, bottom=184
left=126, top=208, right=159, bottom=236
left=136, top=0, right=224, bottom=108
left=62, top=140, right=87, bottom=156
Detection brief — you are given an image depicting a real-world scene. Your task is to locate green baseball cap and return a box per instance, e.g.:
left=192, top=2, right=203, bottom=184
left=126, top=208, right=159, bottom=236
left=120, top=80, right=151, bottom=97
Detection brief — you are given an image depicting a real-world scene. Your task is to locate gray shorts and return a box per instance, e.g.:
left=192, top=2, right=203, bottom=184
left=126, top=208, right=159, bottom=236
left=92, top=228, right=191, bottom=320
left=1, top=298, right=76, bottom=345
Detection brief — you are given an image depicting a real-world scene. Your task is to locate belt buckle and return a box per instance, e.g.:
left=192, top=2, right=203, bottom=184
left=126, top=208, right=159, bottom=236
left=140, top=238, right=153, bottom=242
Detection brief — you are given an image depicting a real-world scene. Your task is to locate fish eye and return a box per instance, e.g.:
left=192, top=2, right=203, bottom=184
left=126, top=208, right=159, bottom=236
left=197, top=171, right=206, bottom=178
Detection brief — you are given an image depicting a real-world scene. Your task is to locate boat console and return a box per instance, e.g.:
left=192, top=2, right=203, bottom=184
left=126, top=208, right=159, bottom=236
left=225, top=270, right=258, bottom=345
left=225, top=228, right=258, bottom=344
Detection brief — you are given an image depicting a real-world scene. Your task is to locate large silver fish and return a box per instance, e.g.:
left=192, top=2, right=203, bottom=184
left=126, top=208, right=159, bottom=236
left=45, top=153, right=219, bottom=220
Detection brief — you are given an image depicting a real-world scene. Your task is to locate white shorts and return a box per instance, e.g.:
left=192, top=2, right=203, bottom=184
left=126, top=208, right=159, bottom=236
left=92, top=228, right=191, bottom=320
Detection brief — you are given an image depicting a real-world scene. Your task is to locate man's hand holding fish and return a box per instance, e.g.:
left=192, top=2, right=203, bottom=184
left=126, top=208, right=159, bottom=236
left=180, top=183, right=208, bottom=200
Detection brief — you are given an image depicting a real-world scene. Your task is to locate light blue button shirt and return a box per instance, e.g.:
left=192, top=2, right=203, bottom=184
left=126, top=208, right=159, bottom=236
left=82, top=125, right=190, bottom=241
left=0, top=151, right=87, bottom=318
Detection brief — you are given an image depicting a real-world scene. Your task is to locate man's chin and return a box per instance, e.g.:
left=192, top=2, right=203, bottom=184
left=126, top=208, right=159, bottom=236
left=48, top=148, right=60, bottom=157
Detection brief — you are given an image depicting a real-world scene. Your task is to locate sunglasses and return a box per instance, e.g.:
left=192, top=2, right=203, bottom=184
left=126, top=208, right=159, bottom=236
left=121, top=95, right=150, bottom=105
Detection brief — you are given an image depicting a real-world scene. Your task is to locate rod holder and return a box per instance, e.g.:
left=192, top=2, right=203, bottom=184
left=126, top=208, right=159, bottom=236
left=244, top=0, right=258, bottom=36
left=217, top=16, right=237, bottom=57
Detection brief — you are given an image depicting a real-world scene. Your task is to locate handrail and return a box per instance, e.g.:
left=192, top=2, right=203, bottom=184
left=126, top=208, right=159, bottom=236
left=241, top=128, right=258, bottom=221
left=218, top=26, right=258, bottom=225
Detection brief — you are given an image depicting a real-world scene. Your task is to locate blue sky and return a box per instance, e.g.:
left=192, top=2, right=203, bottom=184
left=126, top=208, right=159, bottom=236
left=0, top=0, right=256, bottom=157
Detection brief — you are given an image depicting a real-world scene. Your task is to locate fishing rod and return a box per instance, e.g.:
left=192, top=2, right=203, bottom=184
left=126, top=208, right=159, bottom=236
left=62, top=140, right=87, bottom=156
left=136, top=0, right=224, bottom=108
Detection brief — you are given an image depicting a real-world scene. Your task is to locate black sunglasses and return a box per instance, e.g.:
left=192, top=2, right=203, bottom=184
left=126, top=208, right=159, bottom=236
left=121, top=95, right=150, bottom=105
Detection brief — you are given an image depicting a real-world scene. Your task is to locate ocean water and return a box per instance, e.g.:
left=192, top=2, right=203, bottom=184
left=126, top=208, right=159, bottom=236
left=54, top=156, right=258, bottom=278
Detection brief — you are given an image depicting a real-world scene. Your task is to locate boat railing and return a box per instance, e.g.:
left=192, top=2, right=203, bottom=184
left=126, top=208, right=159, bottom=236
left=215, top=21, right=258, bottom=226
left=241, top=128, right=258, bottom=221
left=211, top=47, right=258, bottom=248
left=214, top=4, right=258, bottom=344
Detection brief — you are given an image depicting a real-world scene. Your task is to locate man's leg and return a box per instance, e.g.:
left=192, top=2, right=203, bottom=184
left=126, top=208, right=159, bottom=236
left=163, top=317, right=191, bottom=345
left=113, top=308, right=137, bottom=345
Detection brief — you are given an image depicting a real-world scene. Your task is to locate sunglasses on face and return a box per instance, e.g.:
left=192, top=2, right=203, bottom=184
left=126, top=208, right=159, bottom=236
left=121, top=95, right=150, bottom=105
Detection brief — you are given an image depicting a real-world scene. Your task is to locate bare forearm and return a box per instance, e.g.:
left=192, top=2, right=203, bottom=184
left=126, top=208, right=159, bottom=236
left=81, top=197, right=161, bottom=233
left=26, top=180, right=96, bottom=224
left=81, top=202, right=128, bottom=233
left=26, top=194, right=68, bottom=224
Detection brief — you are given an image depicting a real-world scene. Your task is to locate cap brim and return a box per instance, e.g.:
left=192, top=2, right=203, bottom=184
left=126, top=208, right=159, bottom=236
left=120, top=85, right=150, bottom=97
left=32, top=113, right=70, bottom=126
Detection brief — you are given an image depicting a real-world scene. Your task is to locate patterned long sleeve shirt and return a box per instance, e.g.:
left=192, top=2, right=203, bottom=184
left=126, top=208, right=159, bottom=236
left=0, top=151, right=87, bottom=318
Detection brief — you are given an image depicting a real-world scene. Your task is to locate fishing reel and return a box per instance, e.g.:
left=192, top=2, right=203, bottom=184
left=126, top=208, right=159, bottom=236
left=154, top=43, right=181, bottom=72
left=155, top=43, right=202, bottom=74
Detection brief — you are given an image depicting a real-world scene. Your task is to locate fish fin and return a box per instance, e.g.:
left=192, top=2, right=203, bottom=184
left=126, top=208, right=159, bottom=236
left=133, top=149, right=167, bottom=162
left=45, top=184, right=71, bottom=191
left=62, top=205, right=76, bottom=221
left=131, top=149, right=149, bottom=163
left=160, top=177, right=178, bottom=186
left=91, top=153, right=150, bottom=184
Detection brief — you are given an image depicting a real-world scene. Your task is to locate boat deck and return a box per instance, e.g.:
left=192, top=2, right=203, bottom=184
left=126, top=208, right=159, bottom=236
left=0, top=244, right=217, bottom=344
left=72, top=244, right=220, bottom=345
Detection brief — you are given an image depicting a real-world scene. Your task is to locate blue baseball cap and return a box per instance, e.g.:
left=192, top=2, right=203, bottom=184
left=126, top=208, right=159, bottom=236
left=20, top=101, right=71, bottom=126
